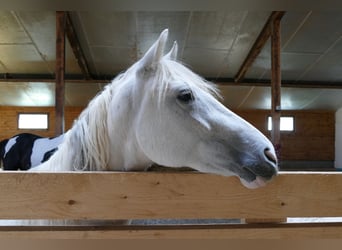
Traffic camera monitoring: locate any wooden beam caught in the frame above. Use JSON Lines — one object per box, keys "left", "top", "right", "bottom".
{"left": 65, "top": 12, "right": 92, "bottom": 80}
{"left": 234, "top": 11, "right": 285, "bottom": 83}
{"left": 0, "top": 172, "right": 342, "bottom": 238}
{"left": 271, "top": 13, "right": 282, "bottom": 157}
{"left": 2, "top": 74, "right": 342, "bottom": 89}
{"left": 55, "top": 11, "right": 66, "bottom": 136}
{"left": 0, "top": 172, "right": 341, "bottom": 220}
{"left": 1, "top": 223, "right": 342, "bottom": 239}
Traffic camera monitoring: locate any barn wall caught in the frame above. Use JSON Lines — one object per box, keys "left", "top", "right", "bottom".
{"left": 0, "top": 106, "right": 335, "bottom": 167}
{"left": 0, "top": 106, "right": 83, "bottom": 141}
{"left": 235, "top": 110, "right": 335, "bottom": 166}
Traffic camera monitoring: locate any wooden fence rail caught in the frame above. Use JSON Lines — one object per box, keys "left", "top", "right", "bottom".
{"left": 0, "top": 171, "right": 341, "bottom": 239}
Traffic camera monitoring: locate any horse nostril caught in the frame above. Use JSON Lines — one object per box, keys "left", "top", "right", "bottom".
{"left": 264, "top": 148, "right": 277, "bottom": 165}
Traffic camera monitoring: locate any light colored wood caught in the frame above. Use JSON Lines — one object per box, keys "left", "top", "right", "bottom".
{"left": 0, "top": 223, "right": 342, "bottom": 239}
{"left": 0, "top": 172, "right": 341, "bottom": 220}
{"left": 0, "top": 172, "right": 341, "bottom": 239}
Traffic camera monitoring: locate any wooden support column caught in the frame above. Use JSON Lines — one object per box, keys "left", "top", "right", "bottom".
{"left": 271, "top": 14, "right": 282, "bottom": 159}
{"left": 246, "top": 14, "right": 284, "bottom": 225}
{"left": 55, "top": 11, "right": 66, "bottom": 136}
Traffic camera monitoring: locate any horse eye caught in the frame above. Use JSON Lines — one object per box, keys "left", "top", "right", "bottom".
{"left": 177, "top": 90, "right": 194, "bottom": 103}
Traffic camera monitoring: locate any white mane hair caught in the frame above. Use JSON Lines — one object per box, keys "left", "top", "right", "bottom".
{"left": 150, "top": 59, "right": 221, "bottom": 106}
{"left": 56, "top": 70, "right": 135, "bottom": 171}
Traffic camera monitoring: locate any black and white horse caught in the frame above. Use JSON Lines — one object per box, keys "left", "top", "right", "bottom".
{"left": 0, "top": 133, "right": 64, "bottom": 170}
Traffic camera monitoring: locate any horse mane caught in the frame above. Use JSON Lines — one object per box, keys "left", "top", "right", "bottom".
{"left": 53, "top": 66, "right": 136, "bottom": 171}
{"left": 66, "top": 85, "right": 112, "bottom": 171}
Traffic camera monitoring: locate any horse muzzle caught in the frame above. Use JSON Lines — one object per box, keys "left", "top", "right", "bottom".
{"left": 239, "top": 148, "right": 278, "bottom": 189}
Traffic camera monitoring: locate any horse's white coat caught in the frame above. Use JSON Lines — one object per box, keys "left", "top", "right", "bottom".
{"left": 32, "top": 29, "right": 278, "bottom": 189}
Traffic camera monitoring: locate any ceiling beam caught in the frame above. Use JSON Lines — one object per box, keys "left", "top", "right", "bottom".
{"left": 1, "top": 75, "right": 342, "bottom": 89}
{"left": 214, "top": 79, "right": 342, "bottom": 89}
{"left": 65, "top": 12, "right": 92, "bottom": 80}
{"left": 234, "top": 11, "right": 286, "bottom": 83}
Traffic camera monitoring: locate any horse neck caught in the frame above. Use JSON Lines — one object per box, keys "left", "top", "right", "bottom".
{"left": 106, "top": 84, "right": 153, "bottom": 171}
{"left": 33, "top": 80, "right": 153, "bottom": 172}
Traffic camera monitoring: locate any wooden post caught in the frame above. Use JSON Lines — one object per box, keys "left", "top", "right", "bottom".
{"left": 246, "top": 14, "right": 284, "bottom": 226}
{"left": 55, "top": 11, "right": 66, "bottom": 136}
{"left": 271, "top": 15, "right": 282, "bottom": 159}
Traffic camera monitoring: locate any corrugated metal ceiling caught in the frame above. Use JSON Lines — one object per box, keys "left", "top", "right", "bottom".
{"left": 0, "top": 11, "right": 342, "bottom": 110}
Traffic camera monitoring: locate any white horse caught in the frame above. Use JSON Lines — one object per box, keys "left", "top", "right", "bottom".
{"left": 32, "top": 29, "right": 278, "bottom": 189}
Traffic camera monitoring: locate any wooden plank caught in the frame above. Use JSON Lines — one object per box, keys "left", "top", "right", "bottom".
{"left": 234, "top": 11, "right": 285, "bottom": 83}
{"left": 0, "top": 172, "right": 341, "bottom": 220}
{"left": 2, "top": 75, "right": 342, "bottom": 89}
{"left": 55, "top": 11, "right": 66, "bottom": 136}
{"left": 0, "top": 223, "right": 342, "bottom": 239}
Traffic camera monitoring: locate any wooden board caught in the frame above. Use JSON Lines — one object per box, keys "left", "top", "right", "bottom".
{"left": 0, "top": 172, "right": 341, "bottom": 220}
{"left": 1, "top": 223, "right": 342, "bottom": 239}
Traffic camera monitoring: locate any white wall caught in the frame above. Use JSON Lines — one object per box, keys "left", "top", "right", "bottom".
{"left": 335, "top": 108, "right": 342, "bottom": 168}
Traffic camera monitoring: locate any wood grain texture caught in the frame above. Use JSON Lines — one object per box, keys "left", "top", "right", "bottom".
{"left": 0, "top": 171, "right": 341, "bottom": 239}
{"left": 0, "top": 172, "right": 341, "bottom": 220}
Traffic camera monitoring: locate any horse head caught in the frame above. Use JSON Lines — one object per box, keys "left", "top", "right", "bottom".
{"left": 129, "top": 29, "right": 278, "bottom": 189}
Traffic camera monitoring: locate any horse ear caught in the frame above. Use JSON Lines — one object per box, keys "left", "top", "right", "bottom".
{"left": 137, "top": 29, "right": 169, "bottom": 72}
{"left": 164, "top": 41, "right": 178, "bottom": 60}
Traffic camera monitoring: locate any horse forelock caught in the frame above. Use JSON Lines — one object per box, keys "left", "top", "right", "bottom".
{"left": 152, "top": 59, "right": 221, "bottom": 105}
{"left": 103, "top": 55, "right": 220, "bottom": 105}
